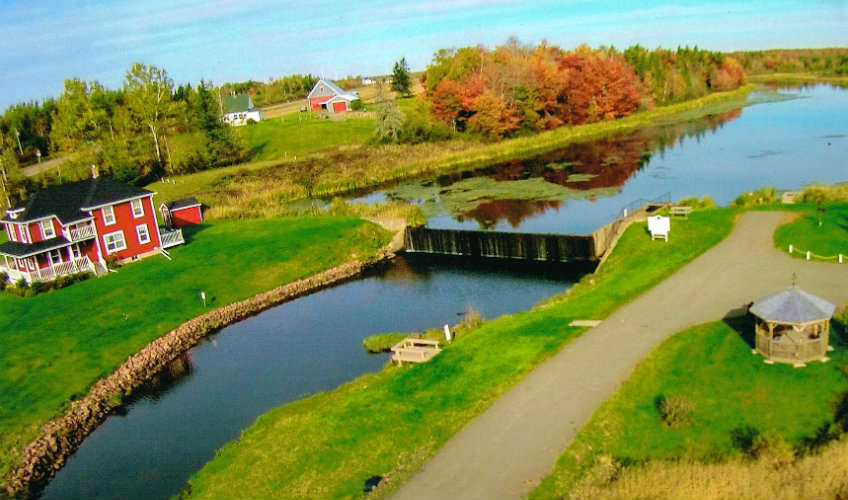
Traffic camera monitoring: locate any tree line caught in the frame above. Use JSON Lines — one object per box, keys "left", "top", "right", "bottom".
{"left": 731, "top": 48, "right": 848, "bottom": 76}
{"left": 218, "top": 73, "right": 318, "bottom": 107}
{"left": 420, "top": 41, "right": 745, "bottom": 140}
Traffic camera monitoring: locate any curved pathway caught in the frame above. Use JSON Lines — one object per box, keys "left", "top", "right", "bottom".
{"left": 393, "top": 212, "right": 848, "bottom": 500}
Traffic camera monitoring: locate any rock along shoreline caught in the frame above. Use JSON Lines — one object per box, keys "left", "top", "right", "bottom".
{"left": 5, "top": 231, "right": 404, "bottom": 498}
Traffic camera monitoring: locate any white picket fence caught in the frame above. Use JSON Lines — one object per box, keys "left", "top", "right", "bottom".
{"left": 787, "top": 244, "right": 845, "bottom": 263}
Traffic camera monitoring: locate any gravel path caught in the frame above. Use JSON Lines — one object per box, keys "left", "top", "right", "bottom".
{"left": 392, "top": 212, "right": 848, "bottom": 500}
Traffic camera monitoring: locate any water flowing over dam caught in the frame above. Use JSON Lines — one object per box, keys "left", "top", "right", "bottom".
{"left": 404, "top": 227, "right": 599, "bottom": 262}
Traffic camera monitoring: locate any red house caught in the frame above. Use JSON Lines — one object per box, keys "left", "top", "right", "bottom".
{"left": 160, "top": 198, "right": 203, "bottom": 228}
{"left": 306, "top": 79, "right": 361, "bottom": 113}
{"left": 0, "top": 176, "right": 184, "bottom": 284}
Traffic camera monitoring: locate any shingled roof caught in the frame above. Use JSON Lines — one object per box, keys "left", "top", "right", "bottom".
{"left": 749, "top": 286, "right": 836, "bottom": 324}
{"left": 2, "top": 177, "right": 154, "bottom": 225}
{"left": 166, "top": 197, "right": 201, "bottom": 211}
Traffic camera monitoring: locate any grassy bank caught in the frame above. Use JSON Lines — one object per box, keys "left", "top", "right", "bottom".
{"left": 531, "top": 319, "right": 848, "bottom": 499}
{"left": 241, "top": 112, "right": 376, "bottom": 161}
{"left": 180, "top": 208, "right": 735, "bottom": 499}
{"left": 774, "top": 203, "right": 848, "bottom": 261}
{"left": 0, "top": 217, "right": 390, "bottom": 486}
{"left": 146, "top": 85, "right": 756, "bottom": 215}
{"left": 748, "top": 72, "right": 848, "bottom": 87}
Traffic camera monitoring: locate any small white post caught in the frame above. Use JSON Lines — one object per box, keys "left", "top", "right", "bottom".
{"left": 200, "top": 291, "right": 207, "bottom": 308}
{"left": 806, "top": 251, "right": 811, "bottom": 261}
{"left": 788, "top": 244, "right": 793, "bottom": 253}
{"left": 840, "top": 254, "right": 844, "bottom": 264}
{"left": 623, "top": 208, "right": 628, "bottom": 217}
{"left": 444, "top": 324, "right": 451, "bottom": 342}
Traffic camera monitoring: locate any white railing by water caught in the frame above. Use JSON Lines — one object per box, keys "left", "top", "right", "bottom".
{"left": 160, "top": 228, "right": 184, "bottom": 249}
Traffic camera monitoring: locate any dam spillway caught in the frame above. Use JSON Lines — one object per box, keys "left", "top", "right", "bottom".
{"left": 404, "top": 227, "right": 599, "bottom": 262}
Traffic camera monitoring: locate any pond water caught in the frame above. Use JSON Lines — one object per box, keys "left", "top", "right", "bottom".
{"left": 41, "top": 256, "right": 583, "bottom": 500}
{"left": 39, "top": 84, "right": 848, "bottom": 499}
{"left": 358, "top": 85, "right": 848, "bottom": 234}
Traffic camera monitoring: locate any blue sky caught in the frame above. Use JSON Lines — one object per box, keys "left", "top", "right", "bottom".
{"left": 0, "top": 0, "right": 845, "bottom": 109}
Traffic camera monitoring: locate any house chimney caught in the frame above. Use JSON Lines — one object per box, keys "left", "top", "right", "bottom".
{"left": 90, "top": 164, "right": 99, "bottom": 179}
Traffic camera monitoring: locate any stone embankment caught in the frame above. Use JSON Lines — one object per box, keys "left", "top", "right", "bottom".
{"left": 6, "top": 233, "right": 404, "bottom": 497}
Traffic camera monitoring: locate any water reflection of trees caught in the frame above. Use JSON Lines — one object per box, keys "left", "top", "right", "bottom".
{"left": 454, "top": 108, "right": 742, "bottom": 228}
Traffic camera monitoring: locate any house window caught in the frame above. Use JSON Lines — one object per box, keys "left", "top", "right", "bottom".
{"left": 19, "top": 224, "right": 29, "bottom": 243}
{"left": 136, "top": 224, "right": 150, "bottom": 244}
{"left": 72, "top": 244, "right": 81, "bottom": 259}
{"left": 102, "top": 206, "right": 116, "bottom": 225}
{"left": 49, "top": 249, "right": 62, "bottom": 265}
{"left": 131, "top": 199, "right": 145, "bottom": 218}
{"left": 103, "top": 230, "right": 126, "bottom": 254}
{"left": 40, "top": 220, "right": 55, "bottom": 239}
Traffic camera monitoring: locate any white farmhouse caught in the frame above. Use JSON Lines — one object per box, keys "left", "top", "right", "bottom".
{"left": 222, "top": 94, "right": 264, "bottom": 126}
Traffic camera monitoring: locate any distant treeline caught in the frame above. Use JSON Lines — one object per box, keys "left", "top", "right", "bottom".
{"left": 219, "top": 73, "right": 318, "bottom": 108}
{"left": 0, "top": 63, "right": 249, "bottom": 207}
{"left": 422, "top": 41, "right": 745, "bottom": 140}
{"left": 732, "top": 48, "right": 848, "bottom": 75}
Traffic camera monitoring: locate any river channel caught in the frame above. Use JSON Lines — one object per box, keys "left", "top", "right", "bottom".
{"left": 41, "top": 84, "right": 847, "bottom": 499}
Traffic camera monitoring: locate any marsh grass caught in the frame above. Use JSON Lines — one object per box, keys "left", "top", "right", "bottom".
{"left": 146, "top": 86, "right": 757, "bottom": 220}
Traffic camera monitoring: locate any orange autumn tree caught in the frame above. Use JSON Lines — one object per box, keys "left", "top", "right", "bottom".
{"left": 423, "top": 40, "right": 644, "bottom": 140}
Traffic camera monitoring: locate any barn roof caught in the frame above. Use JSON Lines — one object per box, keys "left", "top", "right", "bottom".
{"left": 749, "top": 286, "right": 836, "bottom": 324}
{"left": 166, "top": 197, "right": 201, "bottom": 211}
{"left": 2, "top": 177, "right": 154, "bottom": 225}
{"left": 223, "top": 94, "right": 253, "bottom": 113}
{"left": 307, "top": 79, "right": 359, "bottom": 101}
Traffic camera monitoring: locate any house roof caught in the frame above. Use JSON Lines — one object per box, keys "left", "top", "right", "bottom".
{"left": 166, "top": 197, "right": 201, "bottom": 211}
{"left": 749, "top": 286, "right": 836, "bottom": 324}
{"left": 0, "top": 236, "right": 71, "bottom": 258}
{"left": 222, "top": 94, "right": 252, "bottom": 113}
{"left": 2, "top": 177, "right": 154, "bottom": 225}
{"left": 307, "top": 79, "right": 360, "bottom": 101}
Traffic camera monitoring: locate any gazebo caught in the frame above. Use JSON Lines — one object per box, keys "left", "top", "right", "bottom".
{"left": 749, "top": 286, "right": 836, "bottom": 365}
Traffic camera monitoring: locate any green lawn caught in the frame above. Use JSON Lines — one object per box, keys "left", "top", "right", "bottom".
{"left": 241, "top": 112, "right": 375, "bottom": 161}
{"left": 774, "top": 203, "right": 848, "bottom": 260}
{"left": 531, "top": 319, "right": 848, "bottom": 499}
{"left": 0, "top": 216, "right": 390, "bottom": 484}
{"left": 181, "top": 208, "right": 736, "bottom": 499}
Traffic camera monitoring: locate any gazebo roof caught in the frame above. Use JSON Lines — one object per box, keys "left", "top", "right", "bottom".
{"left": 749, "top": 286, "right": 835, "bottom": 324}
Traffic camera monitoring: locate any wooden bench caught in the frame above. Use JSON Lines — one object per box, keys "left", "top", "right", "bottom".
{"left": 390, "top": 338, "right": 442, "bottom": 366}
{"left": 670, "top": 205, "right": 692, "bottom": 218}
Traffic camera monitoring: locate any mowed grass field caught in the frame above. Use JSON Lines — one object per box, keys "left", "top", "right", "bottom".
{"left": 241, "top": 112, "right": 376, "bottom": 161}
{"left": 774, "top": 203, "right": 848, "bottom": 260}
{"left": 0, "top": 216, "right": 390, "bottom": 484}
{"left": 531, "top": 319, "right": 848, "bottom": 499}
{"left": 181, "top": 209, "right": 736, "bottom": 499}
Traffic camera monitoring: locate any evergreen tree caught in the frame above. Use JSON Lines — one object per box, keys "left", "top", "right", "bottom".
{"left": 391, "top": 57, "right": 412, "bottom": 96}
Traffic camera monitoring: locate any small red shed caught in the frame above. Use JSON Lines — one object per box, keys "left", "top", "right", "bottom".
{"left": 160, "top": 198, "right": 203, "bottom": 228}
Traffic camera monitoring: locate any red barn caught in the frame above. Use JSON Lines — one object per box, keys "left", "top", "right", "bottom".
{"left": 160, "top": 198, "right": 203, "bottom": 228}
{"left": 0, "top": 175, "right": 185, "bottom": 283}
{"left": 306, "top": 79, "right": 361, "bottom": 113}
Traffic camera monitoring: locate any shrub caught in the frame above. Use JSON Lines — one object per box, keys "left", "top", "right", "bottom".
{"left": 800, "top": 184, "right": 848, "bottom": 203}
{"left": 734, "top": 187, "right": 777, "bottom": 207}
{"left": 350, "top": 99, "right": 364, "bottom": 111}
{"left": 677, "top": 196, "right": 716, "bottom": 209}
{"left": 657, "top": 394, "right": 695, "bottom": 428}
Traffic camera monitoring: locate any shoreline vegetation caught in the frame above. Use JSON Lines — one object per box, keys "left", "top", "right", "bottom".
{"left": 0, "top": 217, "right": 394, "bottom": 496}
{"left": 153, "top": 84, "right": 759, "bottom": 219}
{"left": 179, "top": 208, "right": 735, "bottom": 499}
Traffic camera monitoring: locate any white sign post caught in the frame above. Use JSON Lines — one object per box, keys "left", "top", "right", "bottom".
{"left": 444, "top": 324, "right": 452, "bottom": 342}
{"left": 201, "top": 291, "right": 207, "bottom": 308}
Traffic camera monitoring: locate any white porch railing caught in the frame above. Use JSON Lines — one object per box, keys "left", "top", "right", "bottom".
{"left": 1, "top": 256, "right": 95, "bottom": 284}
{"left": 160, "top": 228, "right": 184, "bottom": 249}
{"left": 68, "top": 224, "right": 96, "bottom": 242}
